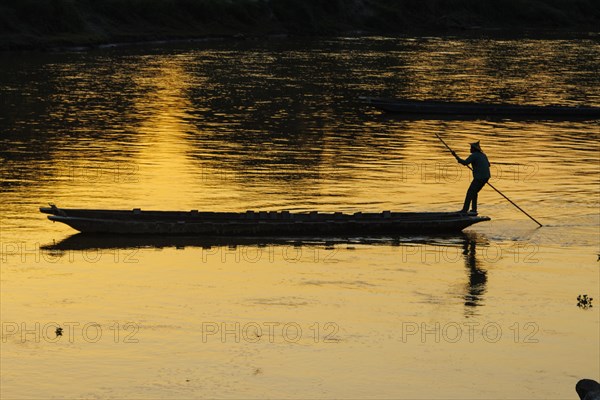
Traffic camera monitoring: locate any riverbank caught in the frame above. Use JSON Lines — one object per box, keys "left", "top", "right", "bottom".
{"left": 1, "top": 0, "right": 599, "bottom": 51}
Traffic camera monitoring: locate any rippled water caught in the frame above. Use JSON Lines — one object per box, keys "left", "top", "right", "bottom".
{"left": 1, "top": 37, "right": 599, "bottom": 399}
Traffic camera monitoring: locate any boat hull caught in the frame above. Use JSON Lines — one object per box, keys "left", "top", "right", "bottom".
{"left": 361, "top": 97, "right": 600, "bottom": 118}
{"left": 40, "top": 206, "right": 490, "bottom": 235}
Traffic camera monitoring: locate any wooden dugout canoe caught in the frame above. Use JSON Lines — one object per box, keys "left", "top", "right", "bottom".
{"left": 361, "top": 97, "right": 600, "bottom": 118}
{"left": 40, "top": 205, "right": 490, "bottom": 235}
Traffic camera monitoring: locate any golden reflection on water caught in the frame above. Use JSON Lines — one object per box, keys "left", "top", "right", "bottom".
{"left": 1, "top": 37, "right": 599, "bottom": 399}
{"left": 132, "top": 57, "right": 200, "bottom": 205}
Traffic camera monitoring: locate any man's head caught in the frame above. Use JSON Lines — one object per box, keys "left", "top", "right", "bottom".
{"left": 470, "top": 141, "right": 482, "bottom": 153}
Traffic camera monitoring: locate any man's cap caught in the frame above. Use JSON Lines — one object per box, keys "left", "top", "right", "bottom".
{"left": 470, "top": 141, "right": 482, "bottom": 151}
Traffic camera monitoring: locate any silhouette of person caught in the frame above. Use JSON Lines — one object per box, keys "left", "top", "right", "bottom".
{"left": 452, "top": 141, "right": 491, "bottom": 214}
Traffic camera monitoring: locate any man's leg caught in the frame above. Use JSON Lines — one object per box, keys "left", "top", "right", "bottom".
{"left": 461, "top": 196, "right": 470, "bottom": 213}
{"left": 472, "top": 191, "right": 478, "bottom": 212}
{"left": 470, "top": 179, "right": 488, "bottom": 212}
{"left": 462, "top": 180, "right": 477, "bottom": 212}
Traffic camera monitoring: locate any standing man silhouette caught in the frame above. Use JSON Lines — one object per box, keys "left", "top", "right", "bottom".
{"left": 452, "top": 141, "right": 491, "bottom": 215}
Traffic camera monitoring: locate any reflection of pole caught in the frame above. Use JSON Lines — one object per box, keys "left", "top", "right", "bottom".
{"left": 434, "top": 132, "right": 543, "bottom": 227}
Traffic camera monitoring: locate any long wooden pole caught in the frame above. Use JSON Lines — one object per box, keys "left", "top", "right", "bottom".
{"left": 434, "top": 132, "right": 543, "bottom": 227}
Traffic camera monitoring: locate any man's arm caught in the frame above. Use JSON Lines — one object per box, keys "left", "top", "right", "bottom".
{"left": 452, "top": 151, "right": 471, "bottom": 166}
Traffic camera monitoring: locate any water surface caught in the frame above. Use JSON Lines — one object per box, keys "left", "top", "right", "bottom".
{"left": 1, "top": 36, "right": 599, "bottom": 399}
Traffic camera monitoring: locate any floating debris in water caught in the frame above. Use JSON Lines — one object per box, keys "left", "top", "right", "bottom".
{"left": 55, "top": 327, "right": 63, "bottom": 337}
{"left": 577, "top": 294, "right": 593, "bottom": 309}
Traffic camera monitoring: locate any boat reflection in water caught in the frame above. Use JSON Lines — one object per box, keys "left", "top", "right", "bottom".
{"left": 42, "top": 231, "right": 484, "bottom": 252}
{"left": 43, "top": 231, "right": 489, "bottom": 313}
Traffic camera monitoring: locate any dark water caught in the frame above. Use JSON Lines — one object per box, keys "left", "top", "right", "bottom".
{"left": 1, "top": 36, "right": 599, "bottom": 399}
{"left": 2, "top": 36, "right": 599, "bottom": 241}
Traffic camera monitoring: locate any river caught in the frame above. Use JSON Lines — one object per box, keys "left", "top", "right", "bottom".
{"left": 1, "top": 36, "right": 599, "bottom": 399}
